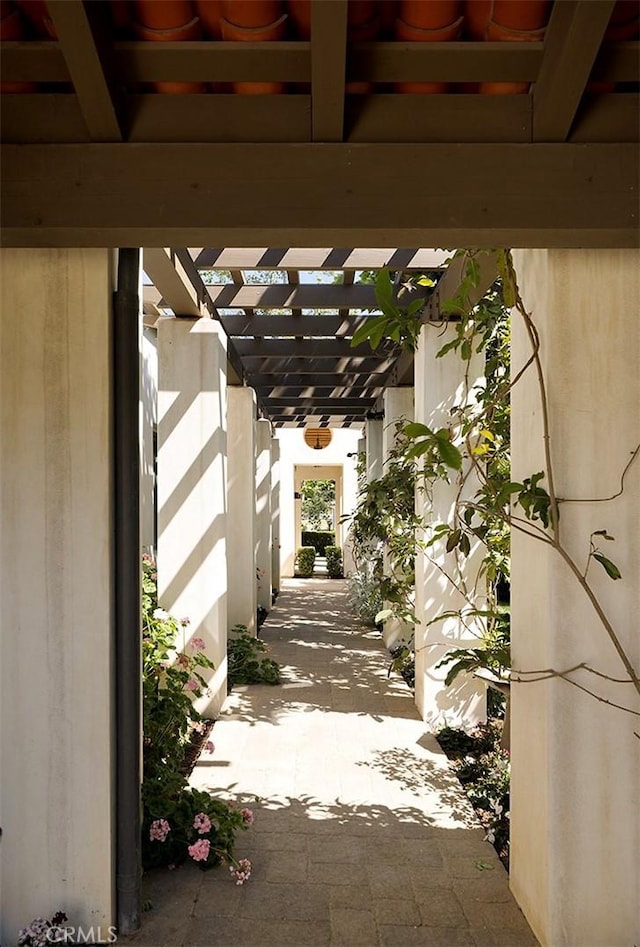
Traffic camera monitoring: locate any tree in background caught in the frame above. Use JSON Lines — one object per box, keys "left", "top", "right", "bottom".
{"left": 301, "top": 479, "right": 335, "bottom": 531}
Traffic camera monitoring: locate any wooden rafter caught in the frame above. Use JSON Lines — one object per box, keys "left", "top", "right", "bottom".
{"left": 46, "top": 1, "right": 122, "bottom": 142}
{"left": 233, "top": 338, "right": 396, "bottom": 358}
{"left": 206, "top": 283, "right": 425, "bottom": 309}
{"left": 220, "top": 313, "right": 376, "bottom": 336}
{"left": 311, "top": 0, "right": 348, "bottom": 142}
{"left": 533, "top": 0, "right": 617, "bottom": 142}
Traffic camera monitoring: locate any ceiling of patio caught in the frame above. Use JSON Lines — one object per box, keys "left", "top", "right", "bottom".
{"left": 143, "top": 246, "right": 455, "bottom": 427}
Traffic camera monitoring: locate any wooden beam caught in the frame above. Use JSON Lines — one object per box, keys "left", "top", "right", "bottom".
{"left": 46, "top": 1, "right": 122, "bottom": 142}
{"left": 311, "top": 0, "right": 348, "bottom": 142}
{"left": 264, "top": 397, "right": 375, "bottom": 409}
{"left": 257, "top": 384, "right": 383, "bottom": 397}
{"left": 143, "top": 248, "right": 201, "bottom": 317}
{"left": 208, "top": 283, "right": 427, "bottom": 309}
{"left": 197, "top": 248, "right": 449, "bottom": 271}
{"left": 233, "top": 338, "right": 397, "bottom": 357}
{"left": 0, "top": 41, "right": 70, "bottom": 83}
{"left": 533, "top": 0, "right": 617, "bottom": 143}
{"left": 221, "top": 313, "right": 378, "bottom": 336}
{"left": 241, "top": 356, "right": 395, "bottom": 374}
{"left": 3, "top": 143, "right": 638, "bottom": 248}
{"left": 114, "top": 41, "right": 309, "bottom": 83}
{"left": 348, "top": 41, "right": 543, "bottom": 83}
{"left": 249, "top": 372, "right": 388, "bottom": 387}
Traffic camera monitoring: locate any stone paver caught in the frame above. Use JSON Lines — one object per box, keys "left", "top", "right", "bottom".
{"left": 129, "top": 579, "right": 537, "bottom": 946}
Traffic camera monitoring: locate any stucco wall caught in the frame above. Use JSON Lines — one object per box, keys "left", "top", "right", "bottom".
{"left": 0, "top": 249, "right": 116, "bottom": 941}
{"left": 510, "top": 249, "right": 640, "bottom": 947}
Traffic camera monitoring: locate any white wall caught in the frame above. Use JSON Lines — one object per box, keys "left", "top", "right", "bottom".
{"left": 227, "top": 387, "right": 257, "bottom": 634}
{"left": 157, "top": 317, "right": 228, "bottom": 716}
{"left": 141, "top": 327, "right": 157, "bottom": 551}
{"left": 0, "top": 249, "right": 116, "bottom": 941}
{"left": 255, "top": 419, "right": 273, "bottom": 611}
{"left": 414, "top": 323, "right": 487, "bottom": 728}
{"left": 276, "top": 427, "right": 360, "bottom": 576}
{"left": 510, "top": 249, "right": 640, "bottom": 947}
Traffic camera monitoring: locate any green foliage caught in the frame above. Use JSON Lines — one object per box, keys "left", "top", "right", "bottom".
{"left": 435, "top": 607, "right": 511, "bottom": 686}
{"left": 349, "top": 423, "right": 419, "bottom": 624}
{"left": 301, "top": 530, "right": 335, "bottom": 555}
{"left": 141, "top": 555, "right": 248, "bottom": 872}
{"left": 227, "top": 624, "right": 281, "bottom": 688}
{"left": 348, "top": 558, "right": 383, "bottom": 625}
{"left": 294, "top": 546, "right": 316, "bottom": 577}
{"left": 325, "top": 545, "right": 344, "bottom": 578}
{"left": 437, "top": 721, "right": 510, "bottom": 867}
{"left": 301, "top": 479, "right": 335, "bottom": 531}
{"left": 350, "top": 270, "right": 432, "bottom": 352}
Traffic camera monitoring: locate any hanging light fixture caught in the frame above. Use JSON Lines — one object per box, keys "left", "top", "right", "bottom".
{"left": 313, "top": 434, "right": 322, "bottom": 450}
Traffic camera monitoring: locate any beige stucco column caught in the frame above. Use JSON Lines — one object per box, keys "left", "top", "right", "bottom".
{"left": 256, "top": 418, "right": 273, "bottom": 613}
{"left": 414, "top": 323, "right": 487, "bottom": 727}
{"left": 0, "top": 249, "right": 116, "bottom": 941}
{"left": 366, "top": 417, "right": 383, "bottom": 482}
{"left": 382, "top": 387, "right": 415, "bottom": 649}
{"left": 271, "top": 437, "right": 281, "bottom": 596}
{"left": 227, "top": 387, "right": 257, "bottom": 635}
{"left": 140, "top": 326, "right": 157, "bottom": 552}
{"left": 510, "top": 249, "right": 640, "bottom": 947}
{"left": 157, "top": 317, "right": 228, "bottom": 715}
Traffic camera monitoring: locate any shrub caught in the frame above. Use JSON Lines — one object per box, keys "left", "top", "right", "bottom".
{"left": 294, "top": 546, "right": 316, "bottom": 577}
{"left": 348, "top": 557, "right": 383, "bottom": 625}
{"left": 227, "top": 624, "right": 281, "bottom": 688}
{"left": 141, "top": 555, "right": 251, "bottom": 875}
{"left": 301, "top": 530, "right": 335, "bottom": 554}
{"left": 325, "top": 545, "right": 344, "bottom": 578}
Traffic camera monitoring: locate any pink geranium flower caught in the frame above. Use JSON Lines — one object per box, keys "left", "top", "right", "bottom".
{"left": 204, "top": 740, "right": 215, "bottom": 754}
{"left": 149, "top": 819, "right": 170, "bottom": 842}
{"left": 188, "top": 838, "right": 211, "bottom": 862}
{"left": 193, "top": 812, "right": 212, "bottom": 835}
{"left": 191, "top": 636, "right": 206, "bottom": 651}
{"left": 229, "top": 858, "right": 252, "bottom": 885}
{"left": 185, "top": 679, "right": 199, "bottom": 691}
{"left": 240, "top": 808, "right": 254, "bottom": 825}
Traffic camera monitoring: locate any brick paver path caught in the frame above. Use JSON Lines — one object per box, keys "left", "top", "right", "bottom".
{"left": 132, "top": 579, "right": 537, "bottom": 947}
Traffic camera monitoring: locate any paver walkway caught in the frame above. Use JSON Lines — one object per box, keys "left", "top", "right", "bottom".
{"left": 131, "top": 579, "right": 537, "bottom": 947}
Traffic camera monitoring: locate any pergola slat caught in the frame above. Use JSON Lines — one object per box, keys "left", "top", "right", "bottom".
{"left": 208, "top": 282, "right": 427, "bottom": 309}
{"left": 233, "top": 338, "right": 397, "bottom": 357}
{"left": 241, "top": 356, "right": 395, "bottom": 374}
{"left": 533, "top": 0, "right": 617, "bottom": 142}
{"left": 46, "top": 1, "right": 122, "bottom": 143}
{"left": 220, "top": 314, "right": 376, "bottom": 336}
{"left": 311, "top": 0, "right": 348, "bottom": 142}
{"left": 249, "top": 372, "right": 389, "bottom": 387}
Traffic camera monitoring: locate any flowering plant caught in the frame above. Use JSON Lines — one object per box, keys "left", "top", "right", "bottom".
{"left": 141, "top": 555, "right": 252, "bottom": 876}
{"left": 18, "top": 912, "right": 68, "bottom": 946}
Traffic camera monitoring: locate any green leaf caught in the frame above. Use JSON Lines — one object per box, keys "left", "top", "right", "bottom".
{"left": 436, "top": 438, "right": 462, "bottom": 470}
{"left": 592, "top": 529, "right": 615, "bottom": 541}
{"left": 459, "top": 533, "right": 471, "bottom": 556}
{"left": 375, "top": 268, "right": 394, "bottom": 304}
{"left": 446, "top": 529, "right": 461, "bottom": 552}
{"left": 404, "top": 421, "right": 432, "bottom": 439}
{"left": 593, "top": 553, "right": 622, "bottom": 580}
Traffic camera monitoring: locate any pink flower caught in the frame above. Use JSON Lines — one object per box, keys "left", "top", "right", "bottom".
{"left": 193, "top": 812, "right": 212, "bottom": 834}
{"left": 149, "top": 819, "right": 170, "bottom": 842}
{"left": 229, "top": 858, "right": 252, "bottom": 885}
{"left": 204, "top": 740, "right": 215, "bottom": 754}
{"left": 185, "top": 679, "right": 199, "bottom": 692}
{"left": 176, "top": 653, "right": 190, "bottom": 668}
{"left": 181, "top": 617, "right": 190, "bottom": 627}
{"left": 188, "top": 838, "right": 211, "bottom": 863}
{"left": 191, "top": 636, "right": 206, "bottom": 651}
{"left": 240, "top": 808, "right": 254, "bottom": 826}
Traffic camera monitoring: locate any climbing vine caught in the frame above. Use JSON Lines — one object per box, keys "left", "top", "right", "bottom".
{"left": 352, "top": 250, "right": 640, "bottom": 721}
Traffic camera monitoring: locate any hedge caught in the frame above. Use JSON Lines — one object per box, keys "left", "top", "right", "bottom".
{"left": 301, "top": 530, "right": 335, "bottom": 555}
{"left": 325, "top": 546, "right": 344, "bottom": 578}
{"left": 294, "top": 546, "right": 316, "bottom": 577}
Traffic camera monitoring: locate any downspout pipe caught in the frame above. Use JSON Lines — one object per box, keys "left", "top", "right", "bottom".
{"left": 113, "top": 247, "right": 142, "bottom": 935}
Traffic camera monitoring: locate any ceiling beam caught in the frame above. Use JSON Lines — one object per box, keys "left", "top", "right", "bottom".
{"left": 3, "top": 143, "right": 638, "bottom": 248}
{"left": 248, "top": 372, "right": 389, "bottom": 387}
{"left": 143, "top": 248, "right": 201, "bottom": 316}
{"left": 533, "top": 0, "right": 617, "bottom": 142}
{"left": 264, "top": 397, "right": 375, "bottom": 409}
{"left": 257, "top": 384, "right": 383, "bottom": 397}
{"left": 221, "top": 313, "right": 377, "bottom": 337}
{"left": 196, "top": 248, "right": 449, "bottom": 271}
{"left": 208, "top": 283, "right": 428, "bottom": 310}
{"left": 46, "top": 1, "right": 122, "bottom": 142}
{"left": 311, "top": 0, "right": 348, "bottom": 142}
{"left": 114, "top": 41, "right": 310, "bottom": 83}
{"left": 241, "top": 356, "right": 395, "bottom": 374}
{"left": 233, "top": 338, "right": 397, "bottom": 357}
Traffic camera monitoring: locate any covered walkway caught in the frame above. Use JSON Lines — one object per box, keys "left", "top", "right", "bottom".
{"left": 131, "top": 580, "right": 536, "bottom": 947}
